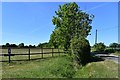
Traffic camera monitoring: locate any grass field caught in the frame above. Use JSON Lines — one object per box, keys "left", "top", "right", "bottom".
{"left": 2, "top": 54, "right": 119, "bottom": 78}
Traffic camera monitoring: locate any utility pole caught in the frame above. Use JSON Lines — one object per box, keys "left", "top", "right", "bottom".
{"left": 95, "top": 29, "right": 97, "bottom": 44}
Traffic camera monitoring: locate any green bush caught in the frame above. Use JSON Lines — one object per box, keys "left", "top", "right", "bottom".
{"left": 70, "top": 36, "right": 91, "bottom": 66}
{"left": 104, "top": 48, "right": 115, "bottom": 53}
{"left": 115, "top": 48, "right": 120, "bottom": 52}
{"left": 93, "top": 43, "right": 106, "bottom": 52}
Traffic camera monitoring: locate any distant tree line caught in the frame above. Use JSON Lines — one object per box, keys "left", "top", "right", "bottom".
{"left": 109, "top": 43, "right": 120, "bottom": 48}
{"left": 1, "top": 42, "right": 51, "bottom": 48}
{"left": 1, "top": 42, "right": 120, "bottom": 49}
{"left": 92, "top": 42, "right": 120, "bottom": 53}
{"left": 92, "top": 42, "right": 120, "bottom": 48}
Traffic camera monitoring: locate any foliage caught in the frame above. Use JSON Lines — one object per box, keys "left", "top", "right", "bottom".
{"left": 2, "top": 55, "right": 76, "bottom": 78}
{"left": 50, "top": 2, "right": 94, "bottom": 50}
{"left": 18, "top": 43, "right": 24, "bottom": 48}
{"left": 6, "top": 43, "right": 10, "bottom": 47}
{"left": 2, "top": 55, "right": 118, "bottom": 78}
{"left": 104, "top": 48, "right": 115, "bottom": 53}
{"left": 29, "top": 45, "right": 36, "bottom": 48}
{"left": 49, "top": 31, "right": 60, "bottom": 48}
{"left": 37, "top": 42, "right": 51, "bottom": 48}
{"left": 50, "top": 55, "right": 75, "bottom": 78}
{"left": 2, "top": 43, "right": 17, "bottom": 48}
{"left": 93, "top": 42, "right": 106, "bottom": 52}
{"left": 109, "top": 43, "right": 120, "bottom": 48}
{"left": 70, "top": 36, "right": 91, "bottom": 66}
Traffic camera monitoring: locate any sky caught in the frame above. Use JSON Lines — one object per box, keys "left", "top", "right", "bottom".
{"left": 2, "top": 2, "right": 118, "bottom": 46}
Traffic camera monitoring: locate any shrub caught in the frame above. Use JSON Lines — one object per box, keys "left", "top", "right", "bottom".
{"left": 104, "top": 48, "right": 115, "bottom": 53}
{"left": 109, "top": 43, "right": 118, "bottom": 48}
{"left": 70, "top": 36, "right": 91, "bottom": 66}
{"left": 93, "top": 43, "right": 106, "bottom": 52}
{"left": 115, "top": 48, "right": 120, "bottom": 52}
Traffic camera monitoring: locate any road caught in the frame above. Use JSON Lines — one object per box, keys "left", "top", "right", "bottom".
{"left": 92, "top": 52, "right": 120, "bottom": 64}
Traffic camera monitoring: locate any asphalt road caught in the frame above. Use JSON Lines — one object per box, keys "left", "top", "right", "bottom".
{"left": 93, "top": 53, "right": 120, "bottom": 64}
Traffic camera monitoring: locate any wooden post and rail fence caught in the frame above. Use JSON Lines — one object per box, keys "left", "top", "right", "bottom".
{"left": 0, "top": 48, "right": 66, "bottom": 63}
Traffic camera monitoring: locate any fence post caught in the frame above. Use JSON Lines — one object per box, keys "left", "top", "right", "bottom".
{"left": 41, "top": 48, "right": 43, "bottom": 58}
{"left": 28, "top": 48, "right": 30, "bottom": 61}
{"left": 52, "top": 48, "right": 53, "bottom": 57}
{"left": 58, "top": 48, "right": 60, "bottom": 56}
{"left": 8, "top": 48, "right": 11, "bottom": 63}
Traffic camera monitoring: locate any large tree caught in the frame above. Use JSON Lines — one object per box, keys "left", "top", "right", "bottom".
{"left": 50, "top": 2, "right": 94, "bottom": 50}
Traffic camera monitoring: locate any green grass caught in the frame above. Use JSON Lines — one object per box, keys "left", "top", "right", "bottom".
{"left": 112, "top": 51, "right": 120, "bottom": 56}
{"left": 2, "top": 54, "right": 119, "bottom": 78}
{"left": 2, "top": 55, "right": 74, "bottom": 78}
{"left": 91, "top": 47, "right": 95, "bottom": 52}
{"left": 74, "top": 60, "right": 119, "bottom": 78}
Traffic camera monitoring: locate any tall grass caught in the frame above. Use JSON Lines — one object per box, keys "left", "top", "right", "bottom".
{"left": 74, "top": 60, "right": 118, "bottom": 78}
{"left": 2, "top": 55, "right": 75, "bottom": 78}
{"left": 2, "top": 54, "right": 119, "bottom": 78}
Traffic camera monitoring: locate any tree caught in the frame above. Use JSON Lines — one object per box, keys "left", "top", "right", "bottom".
{"left": 37, "top": 43, "right": 42, "bottom": 48}
{"left": 2, "top": 43, "right": 18, "bottom": 48}
{"left": 50, "top": 2, "right": 94, "bottom": 50}
{"left": 108, "top": 43, "right": 120, "bottom": 52}
{"left": 70, "top": 36, "right": 91, "bottom": 65}
{"left": 6, "top": 43, "right": 10, "bottom": 47}
{"left": 29, "top": 45, "right": 32, "bottom": 48}
{"left": 18, "top": 43, "right": 24, "bottom": 48}
{"left": 50, "top": 2, "right": 94, "bottom": 65}
{"left": 29, "top": 45, "right": 36, "bottom": 48}
{"left": 93, "top": 42, "right": 106, "bottom": 52}
{"left": 10, "top": 44, "right": 17, "bottom": 47}
{"left": 38, "top": 42, "right": 50, "bottom": 48}
{"left": 49, "top": 31, "right": 62, "bottom": 48}
{"left": 109, "top": 43, "right": 118, "bottom": 48}
{"left": 118, "top": 44, "right": 120, "bottom": 48}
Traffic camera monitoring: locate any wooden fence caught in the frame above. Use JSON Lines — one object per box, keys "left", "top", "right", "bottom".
{"left": 0, "top": 48, "right": 65, "bottom": 63}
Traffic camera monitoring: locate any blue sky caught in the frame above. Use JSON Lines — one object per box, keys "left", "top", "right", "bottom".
{"left": 2, "top": 2, "right": 118, "bottom": 46}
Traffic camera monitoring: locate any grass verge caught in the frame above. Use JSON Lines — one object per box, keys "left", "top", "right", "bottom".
{"left": 2, "top": 55, "right": 119, "bottom": 78}
{"left": 112, "top": 51, "right": 120, "bottom": 56}
{"left": 2, "top": 55, "right": 75, "bottom": 78}
{"left": 74, "top": 60, "right": 119, "bottom": 78}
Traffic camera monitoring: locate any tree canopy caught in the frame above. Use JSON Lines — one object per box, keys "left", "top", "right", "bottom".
{"left": 18, "top": 43, "right": 24, "bottom": 48}
{"left": 49, "top": 2, "right": 94, "bottom": 50}
{"left": 109, "top": 43, "right": 119, "bottom": 48}
{"left": 93, "top": 42, "right": 106, "bottom": 52}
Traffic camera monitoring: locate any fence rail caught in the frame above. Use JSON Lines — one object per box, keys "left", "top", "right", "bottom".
{"left": 0, "top": 48, "right": 65, "bottom": 63}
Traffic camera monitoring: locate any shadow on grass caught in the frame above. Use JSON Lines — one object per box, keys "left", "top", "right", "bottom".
{"left": 80, "top": 52, "right": 105, "bottom": 66}
{"left": 89, "top": 52, "right": 106, "bottom": 63}
{"left": 89, "top": 56, "right": 105, "bottom": 63}
{"left": 81, "top": 56, "right": 105, "bottom": 66}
